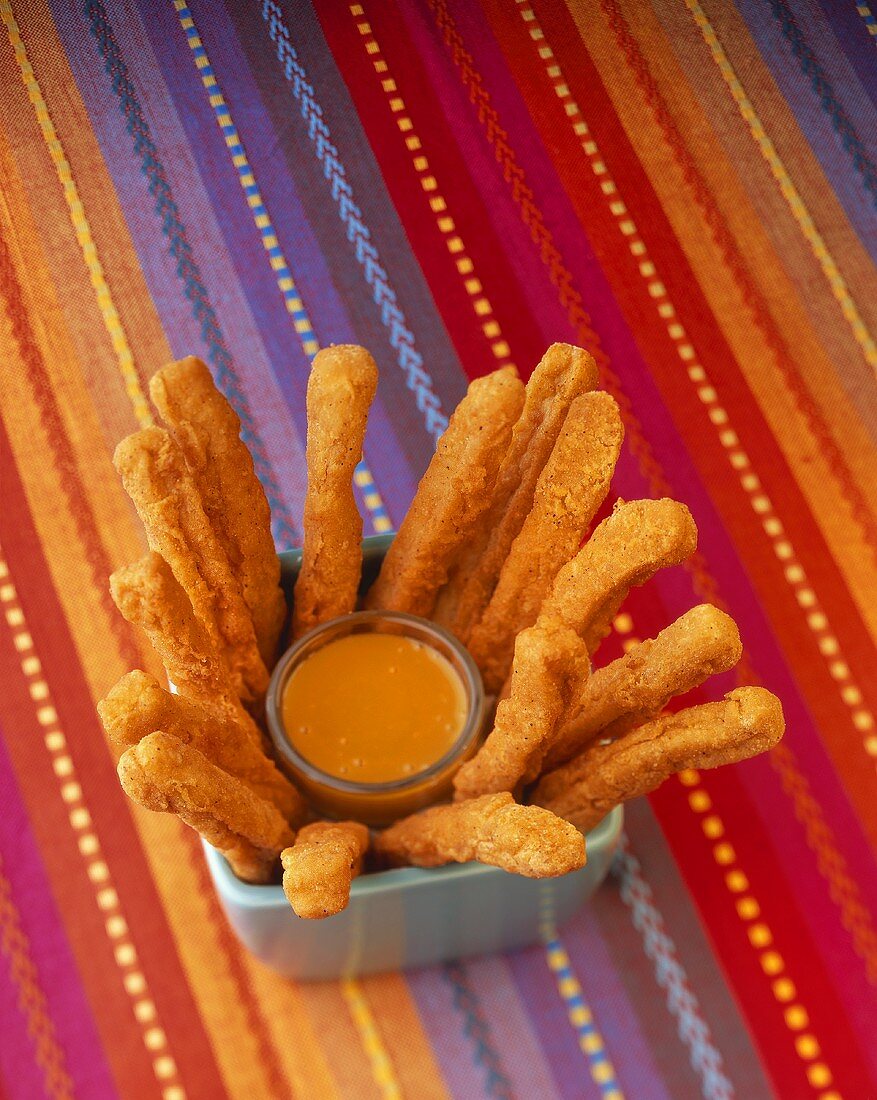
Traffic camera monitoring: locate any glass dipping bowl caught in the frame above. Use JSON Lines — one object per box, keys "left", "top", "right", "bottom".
{"left": 266, "top": 610, "right": 486, "bottom": 826}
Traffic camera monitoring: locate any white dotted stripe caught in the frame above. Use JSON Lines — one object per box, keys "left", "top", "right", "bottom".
{"left": 0, "top": 554, "right": 186, "bottom": 1100}
{"left": 514, "top": 0, "right": 876, "bottom": 771}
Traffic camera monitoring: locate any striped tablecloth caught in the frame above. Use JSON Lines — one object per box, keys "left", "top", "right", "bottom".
{"left": 2, "top": 2, "right": 876, "bottom": 1097}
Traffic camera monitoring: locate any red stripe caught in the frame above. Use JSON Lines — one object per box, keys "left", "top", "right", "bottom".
{"left": 597, "top": 0, "right": 877, "bottom": 555}
{"left": 652, "top": 768, "right": 875, "bottom": 1097}
{"left": 484, "top": 0, "right": 877, "bottom": 841}
{"left": 314, "top": 0, "right": 547, "bottom": 381}
{"left": 0, "top": 411, "right": 229, "bottom": 1100}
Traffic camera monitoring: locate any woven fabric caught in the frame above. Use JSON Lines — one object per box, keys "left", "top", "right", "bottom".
{"left": 1, "top": 1, "right": 876, "bottom": 1096}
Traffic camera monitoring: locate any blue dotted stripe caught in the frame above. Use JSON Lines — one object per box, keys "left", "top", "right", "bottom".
{"left": 85, "top": 0, "right": 300, "bottom": 548}
{"left": 258, "top": 0, "right": 449, "bottom": 444}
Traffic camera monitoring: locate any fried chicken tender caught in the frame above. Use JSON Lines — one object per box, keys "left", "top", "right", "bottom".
{"left": 533, "top": 687, "right": 784, "bottom": 831}
{"left": 544, "top": 604, "right": 742, "bottom": 770}
{"left": 98, "top": 670, "right": 303, "bottom": 823}
{"left": 293, "top": 346, "right": 379, "bottom": 639}
{"left": 118, "top": 731, "right": 295, "bottom": 883}
{"left": 373, "top": 792, "right": 586, "bottom": 877}
{"left": 366, "top": 366, "right": 524, "bottom": 617}
{"left": 114, "top": 427, "right": 268, "bottom": 702}
{"left": 434, "top": 344, "right": 598, "bottom": 641}
{"left": 468, "top": 392, "right": 623, "bottom": 691}
{"left": 453, "top": 621, "right": 587, "bottom": 800}
{"left": 111, "top": 552, "right": 235, "bottom": 703}
{"left": 149, "top": 357, "right": 286, "bottom": 666}
{"left": 540, "top": 498, "right": 698, "bottom": 656}
{"left": 281, "top": 821, "right": 369, "bottom": 919}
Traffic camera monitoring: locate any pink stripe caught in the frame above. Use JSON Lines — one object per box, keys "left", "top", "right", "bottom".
{"left": 463, "top": 955, "right": 561, "bottom": 1097}
{"left": 0, "top": 733, "right": 115, "bottom": 1098}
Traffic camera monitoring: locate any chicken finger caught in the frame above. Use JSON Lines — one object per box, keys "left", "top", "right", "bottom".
{"left": 373, "top": 792, "right": 586, "bottom": 877}
{"left": 366, "top": 366, "right": 524, "bottom": 617}
{"left": 533, "top": 687, "right": 784, "bottom": 831}
{"left": 544, "top": 604, "right": 742, "bottom": 770}
{"left": 468, "top": 392, "right": 622, "bottom": 691}
{"left": 539, "top": 498, "right": 697, "bottom": 656}
{"left": 281, "top": 821, "right": 369, "bottom": 919}
{"left": 149, "top": 357, "right": 286, "bottom": 666}
{"left": 114, "top": 427, "right": 268, "bottom": 702}
{"left": 293, "top": 345, "right": 379, "bottom": 639}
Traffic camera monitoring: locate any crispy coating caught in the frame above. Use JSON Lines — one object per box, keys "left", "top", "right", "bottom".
{"left": 366, "top": 366, "right": 524, "bottom": 617}
{"left": 111, "top": 553, "right": 237, "bottom": 706}
{"left": 436, "top": 344, "right": 597, "bottom": 641}
{"left": 540, "top": 498, "right": 698, "bottom": 656}
{"left": 281, "top": 821, "right": 369, "bottom": 919}
{"left": 114, "top": 427, "right": 268, "bottom": 702}
{"left": 149, "top": 357, "right": 286, "bottom": 666}
{"left": 373, "top": 792, "right": 586, "bottom": 877}
{"left": 293, "top": 346, "right": 379, "bottom": 639}
{"left": 468, "top": 392, "right": 623, "bottom": 691}
{"left": 544, "top": 604, "right": 742, "bottom": 770}
{"left": 453, "top": 621, "right": 587, "bottom": 800}
{"left": 533, "top": 687, "right": 784, "bottom": 831}
{"left": 98, "top": 670, "right": 304, "bottom": 824}
{"left": 118, "top": 731, "right": 295, "bottom": 883}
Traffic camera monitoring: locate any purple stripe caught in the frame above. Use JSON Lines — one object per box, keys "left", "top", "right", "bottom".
{"left": 560, "top": 909, "right": 673, "bottom": 1100}
{"left": 50, "top": 0, "right": 309, "bottom": 530}
{"left": 433, "top": 0, "right": 877, "bottom": 931}
{"left": 0, "top": 732, "right": 116, "bottom": 1099}
{"left": 735, "top": 0, "right": 877, "bottom": 259}
{"left": 505, "top": 944, "right": 603, "bottom": 1100}
{"left": 462, "top": 956, "right": 560, "bottom": 1099}
{"left": 405, "top": 968, "right": 497, "bottom": 1099}
{"left": 816, "top": 0, "right": 877, "bottom": 112}
{"left": 181, "top": 0, "right": 422, "bottom": 522}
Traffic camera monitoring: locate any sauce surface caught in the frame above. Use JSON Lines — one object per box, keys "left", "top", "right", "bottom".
{"left": 281, "top": 633, "right": 467, "bottom": 784}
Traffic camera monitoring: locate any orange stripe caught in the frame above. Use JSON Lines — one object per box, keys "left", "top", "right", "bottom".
{"left": 359, "top": 973, "right": 451, "bottom": 1100}
{"left": 0, "top": 6, "right": 168, "bottom": 439}
{"left": 576, "top": 0, "right": 877, "bottom": 641}
{"left": 297, "top": 982, "right": 384, "bottom": 1100}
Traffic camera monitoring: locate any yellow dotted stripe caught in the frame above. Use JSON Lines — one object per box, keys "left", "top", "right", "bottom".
{"left": 856, "top": 3, "right": 877, "bottom": 38}
{"left": 609, "top": 615, "right": 838, "bottom": 1096}
{"left": 173, "top": 1, "right": 391, "bottom": 534}
{"left": 0, "top": 554, "right": 186, "bottom": 1100}
{"left": 0, "top": 855, "right": 75, "bottom": 1099}
{"left": 350, "top": 3, "right": 517, "bottom": 371}
{"left": 679, "top": 769, "right": 840, "bottom": 1096}
{"left": 515, "top": 0, "right": 876, "bottom": 772}
{"left": 682, "top": 0, "right": 877, "bottom": 376}
{"left": 340, "top": 978, "right": 402, "bottom": 1099}
{"left": 1, "top": 0, "right": 152, "bottom": 429}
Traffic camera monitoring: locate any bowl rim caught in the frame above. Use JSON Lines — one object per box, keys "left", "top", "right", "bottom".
{"left": 204, "top": 804, "right": 624, "bottom": 910}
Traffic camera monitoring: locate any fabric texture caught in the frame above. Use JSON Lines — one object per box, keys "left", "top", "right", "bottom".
{"left": 1, "top": 0, "right": 875, "bottom": 1097}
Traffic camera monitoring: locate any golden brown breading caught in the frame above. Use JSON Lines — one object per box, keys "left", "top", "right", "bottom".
{"left": 118, "top": 731, "right": 295, "bottom": 883}
{"left": 114, "top": 427, "right": 268, "bottom": 702}
{"left": 373, "top": 792, "right": 586, "bottom": 877}
{"left": 98, "top": 670, "right": 304, "bottom": 824}
{"left": 435, "top": 344, "right": 598, "bottom": 641}
{"left": 539, "top": 498, "right": 698, "bottom": 656}
{"left": 544, "top": 604, "right": 742, "bottom": 770}
{"left": 532, "top": 687, "right": 784, "bottom": 831}
{"left": 292, "top": 346, "right": 379, "bottom": 639}
{"left": 453, "top": 621, "right": 587, "bottom": 800}
{"left": 281, "top": 821, "right": 369, "bottom": 919}
{"left": 149, "top": 357, "right": 286, "bottom": 666}
{"left": 467, "top": 392, "right": 623, "bottom": 691}
{"left": 366, "top": 366, "right": 524, "bottom": 617}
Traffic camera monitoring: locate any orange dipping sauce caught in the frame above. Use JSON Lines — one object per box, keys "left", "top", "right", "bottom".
{"left": 267, "top": 611, "right": 484, "bottom": 825}
{"left": 282, "top": 633, "right": 466, "bottom": 783}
